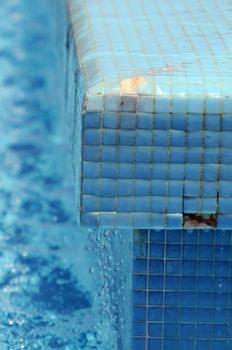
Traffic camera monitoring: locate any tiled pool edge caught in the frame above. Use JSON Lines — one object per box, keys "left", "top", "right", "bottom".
{"left": 61, "top": 0, "right": 232, "bottom": 230}
{"left": 57, "top": 1, "right": 232, "bottom": 350}
{"left": 56, "top": 2, "right": 133, "bottom": 349}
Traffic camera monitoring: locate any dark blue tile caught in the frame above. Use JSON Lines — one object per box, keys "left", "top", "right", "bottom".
{"left": 149, "top": 259, "right": 164, "bottom": 274}
{"left": 133, "top": 291, "right": 146, "bottom": 305}
{"left": 188, "top": 115, "right": 203, "bottom": 131}
{"left": 137, "top": 130, "right": 152, "bottom": 146}
{"left": 148, "top": 323, "right": 162, "bottom": 337}
{"left": 150, "top": 244, "right": 164, "bottom": 258}
{"left": 139, "top": 230, "right": 148, "bottom": 241}
{"left": 199, "top": 230, "right": 214, "bottom": 244}
{"left": 196, "top": 340, "right": 211, "bottom": 350}
{"left": 179, "top": 339, "right": 195, "bottom": 350}
{"left": 133, "top": 242, "right": 148, "bottom": 258}
{"left": 198, "top": 261, "right": 214, "bottom": 276}
{"left": 102, "top": 129, "right": 117, "bottom": 145}
{"left": 149, "top": 275, "right": 164, "bottom": 290}
{"left": 205, "top": 114, "right": 220, "bottom": 130}
{"left": 215, "top": 230, "right": 231, "bottom": 244}
{"left": 165, "top": 276, "right": 180, "bottom": 290}
{"left": 165, "top": 292, "right": 180, "bottom": 306}
{"left": 133, "top": 275, "right": 147, "bottom": 290}
{"left": 214, "top": 292, "right": 229, "bottom": 307}
{"left": 182, "top": 276, "right": 197, "bottom": 290}
{"left": 215, "top": 261, "right": 230, "bottom": 276}
{"left": 138, "top": 113, "right": 153, "bottom": 129}
{"left": 197, "top": 308, "right": 212, "bottom": 323}
{"left": 212, "top": 324, "right": 227, "bottom": 338}
{"left": 132, "top": 338, "right": 146, "bottom": 350}
{"left": 166, "top": 244, "right": 181, "bottom": 258}
{"left": 150, "top": 229, "right": 165, "bottom": 242}
{"left": 132, "top": 322, "right": 146, "bottom": 337}
{"left": 197, "top": 292, "right": 212, "bottom": 307}
{"left": 166, "top": 260, "right": 181, "bottom": 274}
{"left": 164, "top": 323, "right": 178, "bottom": 337}
{"left": 196, "top": 324, "right": 211, "bottom": 338}
{"left": 181, "top": 307, "right": 196, "bottom": 322}
{"left": 199, "top": 244, "right": 214, "bottom": 259}
{"left": 148, "top": 307, "right": 163, "bottom": 322}
{"left": 181, "top": 292, "right": 196, "bottom": 307}
{"left": 183, "top": 229, "right": 198, "bottom": 243}
{"left": 133, "top": 258, "right": 147, "bottom": 274}
{"left": 155, "top": 115, "right": 170, "bottom": 130}
{"left": 182, "top": 260, "right": 197, "bottom": 275}
{"left": 215, "top": 245, "right": 230, "bottom": 260}
{"left": 213, "top": 308, "right": 228, "bottom": 323}
{"left": 84, "top": 113, "right": 101, "bottom": 128}
{"left": 163, "top": 339, "right": 178, "bottom": 350}
{"left": 164, "top": 307, "right": 180, "bottom": 322}
{"left": 198, "top": 276, "right": 214, "bottom": 291}
{"left": 133, "top": 307, "right": 146, "bottom": 322}
{"left": 180, "top": 323, "right": 195, "bottom": 338}
{"left": 148, "top": 291, "right": 163, "bottom": 306}
{"left": 214, "top": 277, "right": 230, "bottom": 291}
{"left": 103, "top": 113, "right": 118, "bottom": 128}
{"left": 212, "top": 340, "right": 227, "bottom": 350}
{"left": 170, "top": 130, "right": 186, "bottom": 147}
{"left": 166, "top": 230, "right": 181, "bottom": 243}
{"left": 148, "top": 339, "right": 162, "bottom": 350}
{"left": 183, "top": 244, "right": 197, "bottom": 259}
{"left": 172, "top": 114, "right": 187, "bottom": 130}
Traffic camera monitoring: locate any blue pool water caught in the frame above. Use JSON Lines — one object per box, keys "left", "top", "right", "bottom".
{"left": 0, "top": 1, "right": 118, "bottom": 349}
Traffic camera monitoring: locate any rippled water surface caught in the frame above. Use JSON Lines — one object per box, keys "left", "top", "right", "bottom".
{"left": 0, "top": 1, "right": 106, "bottom": 348}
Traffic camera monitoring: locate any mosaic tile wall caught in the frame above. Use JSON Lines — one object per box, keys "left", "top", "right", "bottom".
{"left": 66, "top": 0, "right": 232, "bottom": 228}
{"left": 82, "top": 107, "right": 232, "bottom": 229}
{"left": 132, "top": 229, "right": 232, "bottom": 350}
{"left": 62, "top": 1, "right": 232, "bottom": 349}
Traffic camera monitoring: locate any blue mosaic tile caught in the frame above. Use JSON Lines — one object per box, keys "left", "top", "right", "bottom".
{"left": 84, "top": 112, "right": 101, "bottom": 128}
{"left": 132, "top": 229, "right": 232, "bottom": 349}
{"left": 103, "top": 113, "right": 118, "bottom": 128}
{"left": 137, "top": 114, "right": 153, "bottom": 129}
{"left": 68, "top": 0, "right": 232, "bottom": 229}
{"left": 153, "top": 147, "right": 169, "bottom": 163}
{"left": 204, "top": 148, "right": 219, "bottom": 163}
{"left": 120, "top": 113, "right": 137, "bottom": 129}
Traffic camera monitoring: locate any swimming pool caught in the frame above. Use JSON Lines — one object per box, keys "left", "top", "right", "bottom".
{"left": 63, "top": 0, "right": 232, "bottom": 349}
{"left": 4, "top": 0, "right": 232, "bottom": 349}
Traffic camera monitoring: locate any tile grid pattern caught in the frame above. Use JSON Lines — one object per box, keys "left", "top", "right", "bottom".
{"left": 68, "top": 0, "right": 232, "bottom": 228}
{"left": 132, "top": 229, "right": 232, "bottom": 350}
{"left": 66, "top": 0, "right": 232, "bottom": 228}
{"left": 71, "top": 0, "right": 232, "bottom": 94}
{"left": 81, "top": 106, "right": 232, "bottom": 228}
